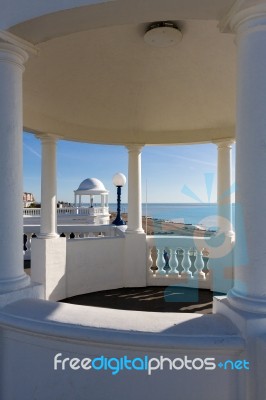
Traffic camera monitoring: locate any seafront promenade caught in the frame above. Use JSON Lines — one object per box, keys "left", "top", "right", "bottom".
{"left": 24, "top": 207, "right": 214, "bottom": 237}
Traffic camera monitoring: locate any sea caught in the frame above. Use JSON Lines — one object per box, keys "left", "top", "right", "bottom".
{"left": 108, "top": 203, "right": 236, "bottom": 229}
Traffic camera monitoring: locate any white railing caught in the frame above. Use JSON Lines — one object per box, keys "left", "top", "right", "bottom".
{"left": 23, "top": 224, "right": 123, "bottom": 260}
{"left": 23, "top": 206, "right": 109, "bottom": 217}
{"left": 23, "top": 208, "right": 41, "bottom": 216}
{"left": 146, "top": 235, "right": 211, "bottom": 289}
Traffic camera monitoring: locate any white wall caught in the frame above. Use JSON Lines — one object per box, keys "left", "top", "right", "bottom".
{"left": 66, "top": 237, "right": 125, "bottom": 298}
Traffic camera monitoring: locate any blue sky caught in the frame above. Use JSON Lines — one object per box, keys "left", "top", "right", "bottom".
{"left": 23, "top": 132, "right": 235, "bottom": 204}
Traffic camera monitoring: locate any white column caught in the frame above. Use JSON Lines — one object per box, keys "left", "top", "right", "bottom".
{"left": 226, "top": 7, "right": 266, "bottom": 313}
{"left": 126, "top": 145, "right": 144, "bottom": 234}
{"left": 0, "top": 43, "right": 30, "bottom": 292}
{"left": 216, "top": 139, "right": 234, "bottom": 236}
{"left": 79, "top": 195, "right": 82, "bottom": 207}
{"left": 124, "top": 144, "right": 146, "bottom": 286}
{"left": 38, "top": 134, "right": 59, "bottom": 239}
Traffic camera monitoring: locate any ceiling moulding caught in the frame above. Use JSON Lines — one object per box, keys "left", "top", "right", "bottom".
{"left": 0, "top": 29, "right": 38, "bottom": 55}
{"left": 219, "top": 0, "right": 266, "bottom": 32}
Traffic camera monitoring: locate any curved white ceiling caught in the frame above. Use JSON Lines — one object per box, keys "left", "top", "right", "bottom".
{"left": 6, "top": 0, "right": 237, "bottom": 144}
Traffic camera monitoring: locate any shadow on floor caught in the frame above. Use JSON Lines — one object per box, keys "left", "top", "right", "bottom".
{"left": 61, "top": 286, "right": 219, "bottom": 314}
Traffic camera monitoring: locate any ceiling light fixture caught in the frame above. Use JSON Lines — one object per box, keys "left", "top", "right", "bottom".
{"left": 144, "top": 21, "right": 182, "bottom": 47}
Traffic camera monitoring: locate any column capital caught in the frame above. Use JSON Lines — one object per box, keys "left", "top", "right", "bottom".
{"left": 36, "top": 133, "right": 61, "bottom": 144}
{"left": 0, "top": 42, "right": 29, "bottom": 71}
{"left": 213, "top": 138, "right": 235, "bottom": 149}
{"left": 126, "top": 144, "right": 144, "bottom": 153}
{"left": 220, "top": 1, "right": 266, "bottom": 34}
{"left": 0, "top": 29, "right": 38, "bottom": 56}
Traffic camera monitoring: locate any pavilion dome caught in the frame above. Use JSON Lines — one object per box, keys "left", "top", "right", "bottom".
{"left": 74, "top": 178, "right": 108, "bottom": 195}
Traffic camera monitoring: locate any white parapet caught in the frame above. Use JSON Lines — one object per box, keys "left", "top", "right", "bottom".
{"left": 124, "top": 232, "right": 147, "bottom": 287}
{"left": 31, "top": 237, "right": 67, "bottom": 301}
{"left": 0, "top": 298, "right": 244, "bottom": 400}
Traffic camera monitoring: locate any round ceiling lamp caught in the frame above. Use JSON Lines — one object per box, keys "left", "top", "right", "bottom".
{"left": 144, "top": 21, "right": 182, "bottom": 47}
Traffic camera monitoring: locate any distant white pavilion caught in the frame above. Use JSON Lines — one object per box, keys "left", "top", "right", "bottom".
{"left": 74, "top": 178, "right": 109, "bottom": 224}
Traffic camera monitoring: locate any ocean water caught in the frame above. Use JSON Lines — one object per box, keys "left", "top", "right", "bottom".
{"left": 109, "top": 203, "right": 235, "bottom": 229}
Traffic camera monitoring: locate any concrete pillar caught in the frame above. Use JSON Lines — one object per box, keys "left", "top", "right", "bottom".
{"left": 38, "top": 134, "right": 59, "bottom": 239}
{"left": 224, "top": 6, "right": 266, "bottom": 313}
{"left": 216, "top": 139, "right": 234, "bottom": 236}
{"left": 126, "top": 145, "right": 144, "bottom": 234}
{"left": 0, "top": 42, "right": 30, "bottom": 293}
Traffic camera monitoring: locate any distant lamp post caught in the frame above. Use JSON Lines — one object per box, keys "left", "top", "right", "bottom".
{"left": 112, "top": 172, "right": 127, "bottom": 225}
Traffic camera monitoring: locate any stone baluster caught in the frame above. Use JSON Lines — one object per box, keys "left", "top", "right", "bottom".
{"left": 181, "top": 248, "right": 192, "bottom": 278}
{"left": 169, "top": 247, "right": 178, "bottom": 274}
{"left": 176, "top": 249, "right": 184, "bottom": 275}
{"left": 156, "top": 247, "right": 166, "bottom": 275}
{"left": 147, "top": 246, "right": 154, "bottom": 275}
{"left": 24, "top": 234, "right": 32, "bottom": 260}
{"left": 194, "top": 249, "right": 205, "bottom": 279}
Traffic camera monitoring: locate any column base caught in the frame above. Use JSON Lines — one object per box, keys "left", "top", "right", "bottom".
{"left": 214, "top": 295, "right": 266, "bottom": 334}
{"left": 0, "top": 273, "right": 30, "bottom": 293}
{"left": 125, "top": 227, "right": 145, "bottom": 234}
{"left": 37, "top": 233, "right": 60, "bottom": 239}
{"left": 214, "top": 295, "right": 266, "bottom": 400}
{"left": 0, "top": 282, "right": 44, "bottom": 308}
{"left": 227, "top": 288, "right": 266, "bottom": 314}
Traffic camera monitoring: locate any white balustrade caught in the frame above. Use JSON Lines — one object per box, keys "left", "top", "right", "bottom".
{"left": 23, "top": 206, "right": 109, "bottom": 217}
{"left": 23, "top": 224, "right": 121, "bottom": 260}
{"left": 146, "top": 236, "right": 211, "bottom": 289}
{"left": 23, "top": 208, "right": 41, "bottom": 216}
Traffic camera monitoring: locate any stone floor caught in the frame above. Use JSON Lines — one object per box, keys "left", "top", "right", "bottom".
{"left": 25, "top": 261, "right": 216, "bottom": 314}
{"left": 61, "top": 286, "right": 215, "bottom": 314}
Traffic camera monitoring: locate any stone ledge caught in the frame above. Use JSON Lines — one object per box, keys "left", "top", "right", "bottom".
{"left": 0, "top": 298, "right": 244, "bottom": 351}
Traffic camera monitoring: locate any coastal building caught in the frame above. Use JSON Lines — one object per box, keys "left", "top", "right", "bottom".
{"left": 23, "top": 178, "right": 110, "bottom": 225}
{"left": 23, "top": 192, "right": 34, "bottom": 207}
{"left": 74, "top": 177, "right": 110, "bottom": 224}
{"left": 0, "top": 0, "right": 266, "bottom": 399}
